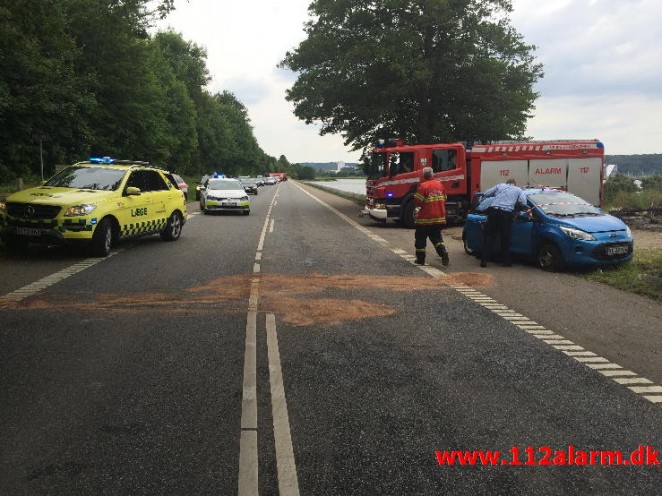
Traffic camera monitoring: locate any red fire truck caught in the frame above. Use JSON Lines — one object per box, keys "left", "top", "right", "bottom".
{"left": 268, "top": 172, "right": 288, "bottom": 181}
{"left": 363, "top": 139, "right": 605, "bottom": 227}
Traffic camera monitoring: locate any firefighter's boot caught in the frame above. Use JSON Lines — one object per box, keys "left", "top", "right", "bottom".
{"left": 435, "top": 243, "right": 450, "bottom": 266}
{"left": 415, "top": 250, "right": 426, "bottom": 265}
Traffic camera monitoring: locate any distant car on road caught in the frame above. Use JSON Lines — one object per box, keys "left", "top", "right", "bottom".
{"left": 240, "top": 178, "right": 258, "bottom": 195}
{"left": 195, "top": 174, "right": 211, "bottom": 201}
{"left": 199, "top": 177, "right": 250, "bottom": 215}
{"left": 171, "top": 173, "right": 188, "bottom": 201}
{"left": 264, "top": 177, "right": 278, "bottom": 185}
{"left": 462, "top": 188, "right": 634, "bottom": 271}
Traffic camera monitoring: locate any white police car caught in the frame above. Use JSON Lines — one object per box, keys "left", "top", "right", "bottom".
{"left": 199, "top": 177, "right": 250, "bottom": 215}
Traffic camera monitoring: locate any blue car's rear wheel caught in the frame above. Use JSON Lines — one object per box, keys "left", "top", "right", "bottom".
{"left": 463, "top": 232, "right": 476, "bottom": 255}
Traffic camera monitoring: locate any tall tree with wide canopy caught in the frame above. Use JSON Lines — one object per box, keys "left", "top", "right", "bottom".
{"left": 214, "top": 91, "right": 264, "bottom": 175}
{"left": 280, "top": 0, "right": 543, "bottom": 152}
{"left": 0, "top": 1, "right": 92, "bottom": 180}
{"left": 0, "top": 0, "right": 275, "bottom": 182}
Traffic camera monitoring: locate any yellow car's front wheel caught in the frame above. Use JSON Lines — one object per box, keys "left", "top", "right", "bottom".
{"left": 90, "top": 218, "right": 114, "bottom": 257}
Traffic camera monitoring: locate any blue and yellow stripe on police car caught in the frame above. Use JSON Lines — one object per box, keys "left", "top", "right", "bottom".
{"left": 121, "top": 218, "right": 167, "bottom": 237}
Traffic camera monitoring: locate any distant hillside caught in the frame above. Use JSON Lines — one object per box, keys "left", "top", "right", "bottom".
{"left": 606, "top": 154, "right": 662, "bottom": 176}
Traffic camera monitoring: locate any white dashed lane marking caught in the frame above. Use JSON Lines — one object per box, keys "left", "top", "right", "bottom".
{"left": 443, "top": 276, "right": 662, "bottom": 405}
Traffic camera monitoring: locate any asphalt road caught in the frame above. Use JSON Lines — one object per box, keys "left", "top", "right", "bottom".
{"left": 0, "top": 181, "right": 660, "bottom": 495}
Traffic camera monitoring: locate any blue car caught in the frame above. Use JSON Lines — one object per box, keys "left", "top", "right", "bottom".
{"left": 462, "top": 188, "right": 634, "bottom": 271}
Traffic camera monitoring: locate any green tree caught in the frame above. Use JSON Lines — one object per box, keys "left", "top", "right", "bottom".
{"left": 215, "top": 91, "right": 262, "bottom": 174}
{"left": 288, "top": 163, "right": 316, "bottom": 180}
{"left": 63, "top": 0, "right": 165, "bottom": 160}
{"left": 0, "top": 1, "right": 93, "bottom": 180}
{"left": 152, "top": 30, "right": 209, "bottom": 106}
{"left": 276, "top": 155, "right": 290, "bottom": 172}
{"left": 0, "top": 0, "right": 279, "bottom": 184}
{"left": 298, "top": 165, "right": 317, "bottom": 180}
{"left": 280, "top": 0, "right": 543, "bottom": 152}
{"left": 195, "top": 92, "right": 234, "bottom": 174}
{"left": 150, "top": 32, "right": 201, "bottom": 172}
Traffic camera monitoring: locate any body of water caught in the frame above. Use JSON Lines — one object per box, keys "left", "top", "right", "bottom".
{"left": 309, "top": 178, "right": 366, "bottom": 195}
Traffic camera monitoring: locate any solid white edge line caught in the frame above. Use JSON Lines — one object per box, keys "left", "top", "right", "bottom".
{"left": 266, "top": 313, "right": 300, "bottom": 496}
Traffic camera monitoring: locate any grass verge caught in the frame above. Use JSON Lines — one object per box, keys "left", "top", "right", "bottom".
{"left": 581, "top": 249, "right": 662, "bottom": 302}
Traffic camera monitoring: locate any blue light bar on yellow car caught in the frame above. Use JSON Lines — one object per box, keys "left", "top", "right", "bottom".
{"left": 89, "top": 156, "right": 114, "bottom": 164}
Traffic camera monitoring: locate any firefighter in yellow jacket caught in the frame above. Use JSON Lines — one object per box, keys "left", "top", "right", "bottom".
{"left": 413, "top": 167, "right": 449, "bottom": 266}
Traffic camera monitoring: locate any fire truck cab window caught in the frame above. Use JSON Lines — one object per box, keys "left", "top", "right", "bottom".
{"left": 366, "top": 152, "right": 388, "bottom": 178}
{"left": 432, "top": 149, "right": 457, "bottom": 173}
{"left": 390, "top": 152, "right": 414, "bottom": 175}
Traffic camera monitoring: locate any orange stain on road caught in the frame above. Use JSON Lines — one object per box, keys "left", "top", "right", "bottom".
{"left": 12, "top": 272, "right": 493, "bottom": 326}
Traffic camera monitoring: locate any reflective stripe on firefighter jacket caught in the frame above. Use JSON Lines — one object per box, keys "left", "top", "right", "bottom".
{"left": 413, "top": 178, "right": 447, "bottom": 225}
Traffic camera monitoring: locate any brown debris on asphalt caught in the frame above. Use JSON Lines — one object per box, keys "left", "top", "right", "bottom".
{"left": 11, "top": 272, "right": 493, "bottom": 326}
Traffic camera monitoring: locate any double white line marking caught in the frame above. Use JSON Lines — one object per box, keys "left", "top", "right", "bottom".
{"left": 238, "top": 185, "right": 300, "bottom": 495}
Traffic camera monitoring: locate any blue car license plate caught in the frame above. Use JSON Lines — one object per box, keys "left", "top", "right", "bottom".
{"left": 606, "top": 245, "right": 628, "bottom": 256}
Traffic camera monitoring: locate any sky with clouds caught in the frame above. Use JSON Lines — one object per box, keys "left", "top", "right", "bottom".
{"left": 156, "top": 0, "right": 662, "bottom": 164}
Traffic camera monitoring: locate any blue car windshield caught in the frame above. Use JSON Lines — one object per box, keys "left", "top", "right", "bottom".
{"left": 528, "top": 192, "right": 601, "bottom": 217}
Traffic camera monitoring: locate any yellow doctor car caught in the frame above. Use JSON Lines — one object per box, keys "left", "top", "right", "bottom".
{"left": 0, "top": 158, "right": 187, "bottom": 257}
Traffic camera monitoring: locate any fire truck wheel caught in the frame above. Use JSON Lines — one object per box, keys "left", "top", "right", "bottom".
{"left": 402, "top": 201, "right": 416, "bottom": 229}
{"left": 537, "top": 242, "right": 565, "bottom": 272}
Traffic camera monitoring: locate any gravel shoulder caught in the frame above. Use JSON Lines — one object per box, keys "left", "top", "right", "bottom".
{"left": 631, "top": 229, "right": 662, "bottom": 250}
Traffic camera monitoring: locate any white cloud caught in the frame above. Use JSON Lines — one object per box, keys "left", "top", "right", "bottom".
{"left": 511, "top": 0, "right": 662, "bottom": 153}
{"left": 156, "top": 0, "right": 662, "bottom": 162}
{"left": 217, "top": 77, "right": 271, "bottom": 106}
